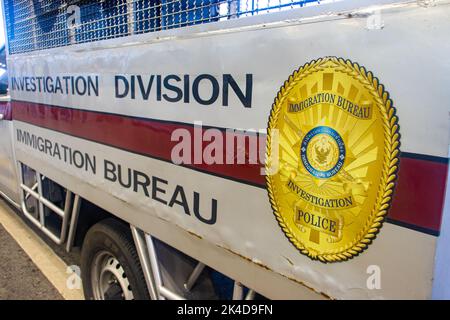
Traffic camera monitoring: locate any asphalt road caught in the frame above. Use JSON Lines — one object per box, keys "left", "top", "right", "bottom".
{"left": 0, "top": 223, "right": 63, "bottom": 299}
{"left": 0, "top": 197, "right": 83, "bottom": 300}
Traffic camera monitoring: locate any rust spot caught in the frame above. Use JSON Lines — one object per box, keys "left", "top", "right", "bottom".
{"left": 283, "top": 256, "right": 294, "bottom": 266}
{"left": 219, "top": 245, "right": 272, "bottom": 270}
{"left": 186, "top": 230, "right": 203, "bottom": 240}
{"left": 217, "top": 244, "right": 334, "bottom": 300}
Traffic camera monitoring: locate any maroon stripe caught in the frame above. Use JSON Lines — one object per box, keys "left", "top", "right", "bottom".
{"left": 0, "top": 101, "right": 12, "bottom": 120}
{"left": 12, "top": 100, "right": 447, "bottom": 235}
{"left": 12, "top": 100, "right": 266, "bottom": 186}
{"left": 389, "top": 156, "right": 446, "bottom": 235}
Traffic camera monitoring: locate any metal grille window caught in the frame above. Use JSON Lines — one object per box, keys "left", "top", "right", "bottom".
{"left": 3, "top": 0, "right": 331, "bottom": 54}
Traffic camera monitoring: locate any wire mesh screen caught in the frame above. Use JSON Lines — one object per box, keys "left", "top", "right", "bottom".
{"left": 3, "top": 0, "right": 329, "bottom": 54}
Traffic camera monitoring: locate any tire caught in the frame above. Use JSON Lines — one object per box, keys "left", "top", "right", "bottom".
{"left": 81, "top": 218, "right": 150, "bottom": 300}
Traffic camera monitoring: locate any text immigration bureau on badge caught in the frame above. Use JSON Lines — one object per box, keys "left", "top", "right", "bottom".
{"left": 266, "top": 57, "right": 400, "bottom": 263}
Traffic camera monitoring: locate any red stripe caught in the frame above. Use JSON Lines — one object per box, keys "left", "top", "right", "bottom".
{"left": 0, "top": 101, "right": 12, "bottom": 120}
{"left": 390, "top": 157, "right": 446, "bottom": 234}
{"left": 12, "top": 100, "right": 266, "bottom": 186}
{"left": 12, "top": 100, "right": 447, "bottom": 234}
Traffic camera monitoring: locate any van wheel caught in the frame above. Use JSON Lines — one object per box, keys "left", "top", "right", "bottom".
{"left": 81, "top": 218, "right": 150, "bottom": 300}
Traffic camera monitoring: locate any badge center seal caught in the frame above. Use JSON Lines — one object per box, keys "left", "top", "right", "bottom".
{"left": 301, "top": 126, "right": 345, "bottom": 179}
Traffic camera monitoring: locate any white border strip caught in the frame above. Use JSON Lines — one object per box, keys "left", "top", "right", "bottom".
{"left": 432, "top": 145, "right": 450, "bottom": 299}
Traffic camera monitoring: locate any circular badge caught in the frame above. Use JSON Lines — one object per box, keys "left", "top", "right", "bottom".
{"left": 265, "top": 57, "right": 400, "bottom": 262}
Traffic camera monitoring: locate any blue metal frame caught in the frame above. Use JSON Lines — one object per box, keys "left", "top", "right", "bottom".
{"left": 2, "top": 0, "right": 324, "bottom": 54}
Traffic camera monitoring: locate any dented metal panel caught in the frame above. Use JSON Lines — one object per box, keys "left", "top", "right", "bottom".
{"left": 2, "top": 0, "right": 450, "bottom": 299}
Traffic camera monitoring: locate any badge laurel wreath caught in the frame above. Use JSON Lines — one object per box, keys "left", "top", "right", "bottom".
{"left": 265, "top": 57, "right": 400, "bottom": 262}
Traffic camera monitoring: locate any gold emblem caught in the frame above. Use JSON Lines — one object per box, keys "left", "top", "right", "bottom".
{"left": 266, "top": 57, "right": 400, "bottom": 262}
